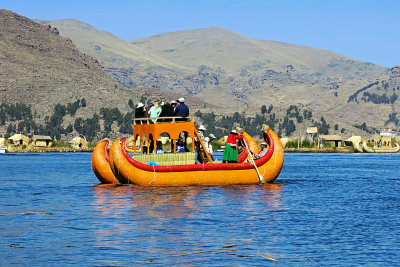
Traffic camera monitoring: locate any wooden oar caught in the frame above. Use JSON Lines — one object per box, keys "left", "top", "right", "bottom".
{"left": 243, "top": 139, "right": 265, "bottom": 184}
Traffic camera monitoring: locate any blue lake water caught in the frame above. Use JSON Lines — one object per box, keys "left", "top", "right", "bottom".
{"left": 0, "top": 152, "right": 399, "bottom": 266}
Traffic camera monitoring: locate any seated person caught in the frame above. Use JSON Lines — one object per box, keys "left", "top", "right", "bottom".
{"left": 176, "top": 140, "right": 184, "bottom": 153}
{"left": 179, "top": 132, "right": 189, "bottom": 152}
{"left": 142, "top": 145, "right": 148, "bottom": 154}
{"left": 253, "top": 142, "right": 268, "bottom": 159}
{"left": 156, "top": 140, "right": 164, "bottom": 154}
{"left": 237, "top": 145, "right": 244, "bottom": 155}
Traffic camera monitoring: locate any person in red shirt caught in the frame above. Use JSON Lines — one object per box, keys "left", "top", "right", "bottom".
{"left": 223, "top": 130, "right": 243, "bottom": 163}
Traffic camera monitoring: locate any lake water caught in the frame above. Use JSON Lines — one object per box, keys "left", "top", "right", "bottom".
{"left": 0, "top": 152, "right": 399, "bottom": 266}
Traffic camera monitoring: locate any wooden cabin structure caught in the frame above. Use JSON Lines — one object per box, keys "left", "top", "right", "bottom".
{"left": 132, "top": 116, "right": 213, "bottom": 164}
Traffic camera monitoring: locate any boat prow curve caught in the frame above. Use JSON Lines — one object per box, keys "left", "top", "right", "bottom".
{"left": 91, "top": 139, "right": 120, "bottom": 184}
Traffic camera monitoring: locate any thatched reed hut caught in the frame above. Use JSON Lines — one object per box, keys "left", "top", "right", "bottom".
{"left": 318, "top": 134, "right": 342, "bottom": 147}
{"left": 8, "top": 134, "right": 30, "bottom": 146}
{"left": 69, "top": 135, "right": 87, "bottom": 149}
{"left": 32, "top": 135, "right": 53, "bottom": 147}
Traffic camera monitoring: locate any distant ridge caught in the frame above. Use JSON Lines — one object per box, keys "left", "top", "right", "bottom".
{"left": 34, "top": 18, "right": 400, "bottom": 134}
{"left": 36, "top": 19, "right": 387, "bottom": 97}
{"left": 3, "top": 11, "right": 399, "bottom": 137}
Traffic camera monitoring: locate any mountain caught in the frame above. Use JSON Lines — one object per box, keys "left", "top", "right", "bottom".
{"left": 3, "top": 11, "right": 399, "bottom": 139}
{"left": 34, "top": 18, "right": 400, "bottom": 136}
{"left": 325, "top": 65, "right": 400, "bottom": 130}
{"left": 0, "top": 10, "right": 132, "bottom": 120}
{"left": 0, "top": 10, "right": 209, "bottom": 139}
{"left": 35, "top": 20, "right": 387, "bottom": 97}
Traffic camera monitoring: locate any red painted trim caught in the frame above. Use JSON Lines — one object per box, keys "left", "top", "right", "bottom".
{"left": 237, "top": 149, "right": 249, "bottom": 163}
{"left": 104, "top": 140, "right": 110, "bottom": 162}
{"left": 120, "top": 132, "right": 274, "bottom": 172}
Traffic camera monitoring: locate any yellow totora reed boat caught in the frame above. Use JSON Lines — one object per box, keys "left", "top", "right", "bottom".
{"left": 92, "top": 117, "right": 284, "bottom": 185}
{"left": 91, "top": 139, "right": 119, "bottom": 184}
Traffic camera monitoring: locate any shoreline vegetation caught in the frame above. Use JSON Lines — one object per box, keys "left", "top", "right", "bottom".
{"left": 4, "top": 137, "right": 358, "bottom": 153}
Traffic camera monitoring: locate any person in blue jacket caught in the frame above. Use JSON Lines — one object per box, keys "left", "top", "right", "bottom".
{"left": 174, "top": 97, "right": 189, "bottom": 121}
{"left": 174, "top": 97, "right": 190, "bottom": 151}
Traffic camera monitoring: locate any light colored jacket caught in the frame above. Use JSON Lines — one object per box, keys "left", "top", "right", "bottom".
{"left": 254, "top": 147, "right": 268, "bottom": 159}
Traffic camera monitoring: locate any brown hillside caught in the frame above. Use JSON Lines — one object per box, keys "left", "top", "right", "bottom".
{"left": 0, "top": 10, "right": 208, "bottom": 130}
{"left": 0, "top": 9, "right": 132, "bottom": 121}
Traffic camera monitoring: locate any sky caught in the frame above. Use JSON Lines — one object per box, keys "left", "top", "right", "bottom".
{"left": 2, "top": 0, "right": 399, "bottom": 67}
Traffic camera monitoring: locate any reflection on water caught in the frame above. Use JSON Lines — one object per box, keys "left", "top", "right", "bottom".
{"left": 92, "top": 184, "right": 283, "bottom": 219}
{"left": 91, "top": 183, "right": 284, "bottom": 263}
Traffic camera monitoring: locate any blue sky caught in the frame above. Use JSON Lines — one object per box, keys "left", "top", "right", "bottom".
{"left": 2, "top": 0, "right": 399, "bottom": 67}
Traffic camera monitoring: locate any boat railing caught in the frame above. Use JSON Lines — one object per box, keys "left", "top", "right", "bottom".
{"left": 134, "top": 116, "right": 194, "bottom": 125}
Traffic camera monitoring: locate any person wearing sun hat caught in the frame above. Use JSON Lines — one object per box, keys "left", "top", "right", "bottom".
{"left": 206, "top": 133, "right": 216, "bottom": 161}
{"left": 253, "top": 141, "right": 268, "bottom": 159}
{"left": 198, "top": 124, "right": 206, "bottom": 139}
{"left": 173, "top": 98, "right": 190, "bottom": 150}
{"left": 135, "top": 102, "right": 145, "bottom": 121}
{"left": 222, "top": 129, "right": 243, "bottom": 163}
{"left": 171, "top": 100, "right": 177, "bottom": 112}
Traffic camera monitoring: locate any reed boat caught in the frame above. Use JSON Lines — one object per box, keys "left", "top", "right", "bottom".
{"left": 92, "top": 116, "right": 284, "bottom": 185}
{"left": 362, "top": 129, "right": 400, "bottom": 153}
{"left": 362, "top": 141, "right": 400, "bottom": 153}
{"left": 91, "top": 139, "right": 119, "bottom": 184}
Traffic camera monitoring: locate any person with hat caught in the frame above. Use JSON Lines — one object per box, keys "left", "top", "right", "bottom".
{"left": 174, "top": 98, "right": 190, "bottom": 150}
{"left": 194, "top": 124, "right": 208, "bottom": 163}
{"left": 198, "top": 125, "right": 206, "bottom": 139}
{"left": 206, "top": 133, "right": 216, "bottom": 161}
{"left": 135, "top": 102, "right": 145, "bottom": 123}
{"left": 159, "top": 100, "right": 175, "bottom": 122}
{"left": 174, "top": 97, "right": 189, "bottom": 121}
{"left": 253, "top": 141, "right": 269, "bottom": 159}
{"left": 223, "top": 129, "right": 243, "bottom": 163}
{"left": 171, "top": 100, "right": 177, "bottom": 112}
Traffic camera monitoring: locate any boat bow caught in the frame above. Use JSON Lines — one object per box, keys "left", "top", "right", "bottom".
{"left": 92, "top": 140, "right": 119, "bottom": 184}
